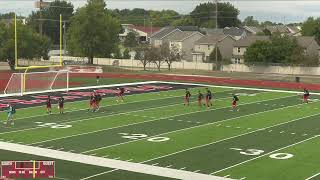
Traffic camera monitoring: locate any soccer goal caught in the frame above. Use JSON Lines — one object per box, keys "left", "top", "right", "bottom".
{"left": 4, "top": 70, "right": 69, "bottom": 96}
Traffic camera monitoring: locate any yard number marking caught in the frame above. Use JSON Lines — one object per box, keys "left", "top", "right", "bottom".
{"left": 230, "top": 148, "right": 293, "bottom": 160}
{"left": 119, "top": 133, "right": 170, "bottom": 142}
{"left": 35, "top": 122, "right": 72, "bottom": 129}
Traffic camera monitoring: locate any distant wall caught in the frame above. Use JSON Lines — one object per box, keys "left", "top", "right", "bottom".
{"left": 221, "top": 64, "right": 320, "bottom": 75}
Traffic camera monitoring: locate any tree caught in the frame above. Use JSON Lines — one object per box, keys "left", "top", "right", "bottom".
{"left": 209, "top": 46, "right": 222, "bottom": 70}
{"left": 301, "top": 17, "right": 320, "bottom": 44}
{"left": 243, "top": 16, "right": 259, "bottom": 26}
{"left": 244, "top": 41, "right": 273, "bottom": 64}
{"left": 123, "top": 48, "right": 131, "bottom": 59}
{"left": 160, "top": 43, "right": 181, "bottom": 70}
{"left": 135, "top": 45, "right": 148, "bottom": 70}
{"left": 27, "top": 0, "right": 74, "bottom": 44}
{"left": 145, "top": 46, "right": 162, "bottom": 71}
{"left": 67, "top": 0, "right": 120, "bottom": 64}
{"left": 244, "top": 35, "right": 307, "bottom": 65}
{"left": 171, "top": 16, "right": 195, "bottom": 27}
{"left": 209, "top": 46, "right": 222, "bottom": 63}
{"left": 0, "top": 21, "right": 52, "bottom": 63}
{"left": 124, "top": 31, "right": 138, "bottom": 49}
{"left": 191, "top": 2, "right": 240, "bottom": 28}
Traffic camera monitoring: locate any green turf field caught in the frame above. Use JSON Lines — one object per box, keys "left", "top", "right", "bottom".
{"left": 0, "top": 82, "right": 319, "bottom": 180}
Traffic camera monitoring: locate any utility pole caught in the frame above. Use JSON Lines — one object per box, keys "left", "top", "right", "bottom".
{"left": 215, "top": 0, "right": 219, "bottom": 70}
{"left": 39, "top": 0, "right": 43, "bottom": 36}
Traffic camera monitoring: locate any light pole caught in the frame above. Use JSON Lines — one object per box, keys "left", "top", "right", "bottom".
{"left": 215, "top": 0, "right": 219, "bottom": 70}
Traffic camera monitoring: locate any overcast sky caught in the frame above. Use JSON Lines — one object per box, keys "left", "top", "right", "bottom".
{"left": 0, "top": 0, "right": 320, "bottom": 23}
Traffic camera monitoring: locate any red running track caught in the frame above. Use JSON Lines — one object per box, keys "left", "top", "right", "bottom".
{"left": 1, "top": 72, "right": 320, "bottom": 92}
{"left": 70, "top": 73, "right": 320, "bottom": 91}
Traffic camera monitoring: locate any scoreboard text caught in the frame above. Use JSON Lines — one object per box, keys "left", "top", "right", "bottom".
{"left": 1, "top": 161, "right": 55, "bottom": 178}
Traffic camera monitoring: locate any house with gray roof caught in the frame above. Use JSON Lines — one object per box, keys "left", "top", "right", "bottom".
{"left": 232, "top": 36, "right": 270, "bottom": 64}
{"left": 243, "top": 26, "right": 263, "bottom": 35}
{"left": 168, "top": 31, "right": 204, "bottom": 61}
{"left": 150, "top": 26, "right": 201, "bottom": 47}
{"left": 192, "top": 34, "right": 236, "bottom": 62}
{"left": 294, "top": 36, "right": 320, "bottom": 58}
{"left": 223, "top": 27, "right": 247, "bottom": 40}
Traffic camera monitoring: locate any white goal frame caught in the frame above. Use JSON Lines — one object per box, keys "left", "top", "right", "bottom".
{"left": 4, "top": 70, "right": 69, "bottom": 96}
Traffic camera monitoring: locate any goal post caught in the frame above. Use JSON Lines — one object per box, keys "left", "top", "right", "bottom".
{"left": 4, "top": 70, "right": 69, "bottom": 96}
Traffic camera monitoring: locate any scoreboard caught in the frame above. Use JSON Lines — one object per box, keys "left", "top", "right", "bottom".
{"left": 1, "top": 161, "right": 55, "bottom": 178}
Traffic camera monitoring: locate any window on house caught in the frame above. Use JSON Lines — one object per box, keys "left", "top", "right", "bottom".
{"left": 238, "top": 47, "right": 241, "bottom": 53}
{"left": 303, "top": 49, "right": 307, "bottom": 55}
{"left": 235, "top": 58, "right": 241, "bottom": 64}
{"left": 208, "top": 45, "right": 210, "bottom": 50}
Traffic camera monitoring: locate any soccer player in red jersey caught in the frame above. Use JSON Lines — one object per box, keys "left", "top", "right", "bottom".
{"left": 198, "top": 90, "right": 204, "bottom": 107}
{"left": 58, "top": 96, "right": 65, "bottom": 114}
{"left": 303, "top": 88, "right": 310, "bottom": 103}
{"left": 116, "top": 87, "right": 125, "bottom": 102}
{"left": 205, "top": 88, "right": 213, "bottom": 107}
{"left": 46, "top": 95, "right": 52, "bottom": 114}
{"left": 232, "top": 94, "right": 239, "bottom": 111}
{"left": 184, "top": 89, "right": 191, "bottom": 106}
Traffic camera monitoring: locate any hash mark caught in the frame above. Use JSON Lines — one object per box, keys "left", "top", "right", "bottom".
{"left": 303, "top": 134, "right": 308, "bottom": 136}
{"left": 194, "top": 170, "right": 201, "bottom": 173}
{"left": 239, "top": 177, "right": 247, "bottom": 180}
{"left": 166, "top": 165, "right": 173, "bottom": 168}
{"left": 127, "top": 159, "right": 133, "bottom": 162}
{"left": 152, "top": 163, "right": 159, "bottom": 166}
{"left": 268, "top": 130, "right": 273, "bottom": 132}
{"left": 102, "top": 155, "right": 109, "bottom": 158}
{"left": 280, "top": 131, "right": 285, "bottom": 134}
{"left": 114, "top": 157, "right": 120, "bottom": 160}
{"left": 291, "top": 133, "right": 296, "bottom": 135}
{"left": 180, "top": 167, "right": 186, "bottom": 170}
{"left": 224, "top": 175, "right": 230, "bottom": 177}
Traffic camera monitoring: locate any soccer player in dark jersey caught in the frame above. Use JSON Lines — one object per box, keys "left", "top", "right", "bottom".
{"left": 205, "top": 88, "right": 213, "bottom": 107}
{"left": 46, "top": 95, "right": 52, "bottom": 114}
{"left": 89, "top": 92, "right": 95, "bottom": 111}
{"left": 116, "top": 87, "right": 125, "bottom": 102}
{"left": 184, "top": 89, "right": 191, "bottom": 106}
{"left": 95, "top": 92, "right": 102, "bottom": 111}
{"left": 303, "top": 88, "right": 310, "bottom": 103}
{"left": 232, "top": 94, "right": 239, "bottom": 111}
{"left": 198, "top": 91, "right": 204, "bottom": 107}
{"left": 58, "top": 97, "right": 65, "bottom": 114}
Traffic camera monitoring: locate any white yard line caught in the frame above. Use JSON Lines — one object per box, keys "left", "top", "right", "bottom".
{"left": 212, "top": 135, "right": 320, "bottom": 175}
{"left": 305, "top": 172, "right": 320, "bottom": 180}
{"left": 0, "top": 142, "right": 231, "bottom": 180}
{"left": 159, "top": 81, "right": 319, "bottom": 95}
{"left": 0, "top": 81, "right": 160, "bottom": 98}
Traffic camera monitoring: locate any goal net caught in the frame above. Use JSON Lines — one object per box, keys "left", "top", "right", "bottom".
{"left": 4, "top": 70, "right": 69, "bottom": 96}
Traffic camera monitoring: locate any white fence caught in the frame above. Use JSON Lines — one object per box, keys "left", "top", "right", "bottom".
{"left": 50, "top": 56, "right": 214, "bottom": 71}
{"left": 221, "top": 64, "right": 320, "bottom": 75}
{"left": 49, "top": 56, "right": 320, "bottom": 75}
